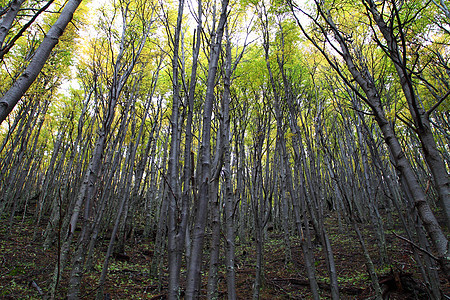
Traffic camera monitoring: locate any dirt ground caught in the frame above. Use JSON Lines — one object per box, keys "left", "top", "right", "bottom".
{"left": 1, "top": 211, "right": 449, "bottom": 299}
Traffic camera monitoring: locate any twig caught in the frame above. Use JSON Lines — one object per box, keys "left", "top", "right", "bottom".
{"left": 159, "top": 168, "right": 178, "bottom": 203}
{"left": 391, "top": 231, "right": 439, "bottom": 261}
{"left": 427, "top": 89, "right": 450, "bottom": 116}
{"left": 29, "top": 280, "right": 44, "bottom": 295}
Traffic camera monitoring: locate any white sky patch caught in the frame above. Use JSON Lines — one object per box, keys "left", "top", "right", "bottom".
{"left": 59, "top": 0, "right": 109, "bottom": 97}
{"left": 79, "top": 0, "right": 110, "bottom": 40}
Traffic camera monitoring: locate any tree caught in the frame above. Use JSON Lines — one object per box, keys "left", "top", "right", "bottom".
{"left": 0, "top": 0, "right": 82, "bottom": 123}
{"left": 185, "top": 0, "right": 229, "bottom": 298}
{"left": 362, "top": 0, "right": 450, "bottom": 229}
{"left": 288, "top": 0, "right": 450, "bottom": 279}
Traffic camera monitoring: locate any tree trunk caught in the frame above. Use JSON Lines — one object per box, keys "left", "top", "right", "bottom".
{"left": 185, "top": 1, "right": 228, "bottom": 297}
{"left": 0, "top": 0, "right": 82, "bottom": 123}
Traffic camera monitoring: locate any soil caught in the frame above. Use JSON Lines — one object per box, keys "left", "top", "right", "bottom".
{"left": 1, "top": 211, "right": 449, "bottom": 299}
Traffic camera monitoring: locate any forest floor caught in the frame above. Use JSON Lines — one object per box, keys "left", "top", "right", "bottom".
{"left": 1, "top": 210, "right": 449, "bottom": 299}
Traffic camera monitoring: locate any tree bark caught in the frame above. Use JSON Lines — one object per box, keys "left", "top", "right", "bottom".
{"left": 0, "top": 0, "right": 82, "bottom": 123}
{"left": 0, "top": 0, "right": 25, "bottom": 48}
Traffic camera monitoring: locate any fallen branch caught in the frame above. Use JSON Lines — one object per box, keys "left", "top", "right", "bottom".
{"left": 149, "top": 295, "right": 166, "bottom": 300}
{"left": 391, "top": 231, "right": 439, "bottom": 261}
{"left": 268, "top": 279, "right": 304, "bottom": 299}
{"left": 29, "top": 280, "right": 43, "bottom": 295}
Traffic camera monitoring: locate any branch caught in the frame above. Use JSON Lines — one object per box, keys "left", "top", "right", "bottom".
{"left": 392, "top": 231, "right": 439, "bottom": 261}
{"left": 426, "top": 89, "right": 450, "bottom": 116}
{"left": 287, "top": 0, "right": 370, "bottom": 105}
{"left": 395, "top": 112, "right": 416, "bottom": 132}
{"left": 159, "top": 168, "right": 179, "bottom": 204}
{"left": 0, "top": 0, "right": 54, "bottom": 60}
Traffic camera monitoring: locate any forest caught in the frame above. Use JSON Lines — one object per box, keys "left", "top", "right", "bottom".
{"left": 0, "top": 0, "right": 449, "bottom": 299}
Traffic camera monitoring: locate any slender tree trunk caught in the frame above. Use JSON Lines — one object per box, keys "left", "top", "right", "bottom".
{"left": 166, "top": 0, "right": 184, "bottom": 297}
{"left": 95, "top": 129, "right": 137, "bottom": 299}
{"left": 151, "top": 131, "right": 169, "bottom": 279}
{"left": 286, "top": 99, "right": 321, "bottom": 300}
{"left": 0, "top": 0, "right": 25, "bottom": 49}
{"left": 222, "top": 26, "right": 237, "bottom": 300}
{"left": 185, "top": 1, "right": 228, "bottom": 297}
{"left": 61, "top": 128, "right": 106, "bottom": 300}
